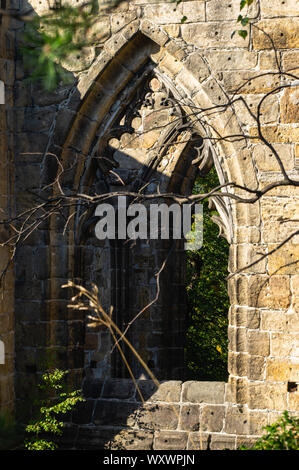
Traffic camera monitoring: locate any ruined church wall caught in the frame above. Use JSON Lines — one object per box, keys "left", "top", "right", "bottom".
{"left": 0, "top": 0, "right": 298, "bottom": 448}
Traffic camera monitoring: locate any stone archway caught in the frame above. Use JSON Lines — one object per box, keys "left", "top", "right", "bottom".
{"left": 47, "top": 29, "right": 242, "bottom": 384}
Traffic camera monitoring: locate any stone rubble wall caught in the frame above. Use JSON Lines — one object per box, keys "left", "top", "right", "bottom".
{"left": 62, "top": 379, "right": 257, "bottom": 450}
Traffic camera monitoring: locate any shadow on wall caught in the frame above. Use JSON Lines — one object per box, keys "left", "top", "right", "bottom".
{"left": 62, "top": 377, "right": 228, "bottom": 450}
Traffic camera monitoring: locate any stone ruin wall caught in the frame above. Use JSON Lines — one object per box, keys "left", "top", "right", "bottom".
{"left": 0, "top": 0, "right": 299, "bottom": 450}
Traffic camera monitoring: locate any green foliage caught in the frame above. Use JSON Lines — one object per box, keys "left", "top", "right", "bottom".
{"left": 185, "top": 168, "right": 229, "bottom": 381}
{"left": 232, "top": 0, "right": 256, "bottom": 40}
{"left": 25, "top": 369, "right": 85, "bottom": 450}
{"left": 239, "top": 411, "right": 299, "bottom": 450}
{"left": 21, "top": 1, "right": 119, "bottom": 91}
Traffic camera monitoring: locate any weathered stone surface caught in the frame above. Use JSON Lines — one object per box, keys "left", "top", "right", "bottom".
{"left": 137, "top": 380, "right": 182, "bottom": 403}
{"left": 205, "top": 50, "right": 257, "bottom": 71}
{"left": 253, "top": 143, "right": 294, "bottom": 172}
{"left": 247, "top": 330, "right": 270, "bottom": 356}
{"left": 179, "top": 404, "right": 200, "bottom": 431}
{"left": 181, "top": 22, "right": 249, "bottom": 48}
{"left": 248, "top": 410, "right": 268, "bottom": 435}
{"left": 137, "top": 404, "right": 180, "bottom": 430}
{"left": 110, "top": 429, "right": 154, "bottom": 450}
{"left": 248, "top": 383, "right": 287, "bottom": 410}
{"left": 201, "top": 405, "right": 225, "bottom": 432}
{"left": 185, "top": 432, "right": 209, "bottom": 450}
{"left": 253, "top": 19, "right": 299, "bottom": 50}
{"left": 261, "top": 0, "right": 299, "bottom": 18}
{"left": 183, "top": 51, "right": 210, "bottom": 83}
{"left": 154, "top": 430, "right": 188, "bottom": 450}
{"left": 280, "top": 87, "right": 299, "bottom": 124}
{"left": 224, "top": 406, "right": 249, "bottom": 435}
{"left": 182, "top": 381, "right": 225, "bottom": 404}
{"left": 270, "top": 332, "right": 299, "bottom": 358}
{"left": 282, "top": 51, "right": 299, "bottom": 72}
{"left": 210, "top": 434, "right": 236, "bottom": 450}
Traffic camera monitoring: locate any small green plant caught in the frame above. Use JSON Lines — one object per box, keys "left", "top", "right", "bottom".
{"left": 25, "top": 369, "right": 85, "bottom": 450}
{"left": 239, "top": 411, "right": 299, "bottom": 450}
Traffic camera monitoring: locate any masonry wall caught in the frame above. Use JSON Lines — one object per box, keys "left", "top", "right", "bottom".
{"left": 0, "top": 0, "right": 298, "bottom": 450}
{"left": 0, "top": 4, "right": 16, "bottom": 413}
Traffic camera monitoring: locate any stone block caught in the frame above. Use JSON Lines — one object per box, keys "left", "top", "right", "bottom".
{"left": 228, "top": 352, "right": 248, "bottom": 377}
{"left": 93, "top": 400, "right": 139, "bottom": 427}
{"left": 227, "top": 377, "right": 248, "bottom": 404}
{"left": 206, "top": 0, "right": 258, "bottom": 21}
{"left": 261, "top": 0, "right": 299, "bottom": 18}
{"left": 268, "top": 243, "right": 299, "bottom": 275}
{"left": 201, "top": 405, "right": 225, "bottom": 433}
{"left": 224, "top": 406, "right": 249, "bottom": 435}
{"left": 247, "top": 330, "right": 270, "bottom": 356}
{"left": 163, "top": 24, "right": 180, "bottom": 38}
{"left": 181, "top": 22, "right": 249, "bottom": 48}
{"left": 258, "top": 50, "right": 280, "bottom": 71}
{"left": 280, "top": 87, "right": 299, "bottom": 124}
{"left": 158, "top": 52, "right": 183, "bottom": 77}
{"left": 282, "top": 51, "right": 299, "bottom": 72}
{"left": 82, "top": 378, "right": 104, "bottom": 398}
{"left": 248, "top": 382, "right": 287, "bottom": 410}
{"left": 228, "top": 326, "right": 247, "bottom": 353}
{"left": 144, "top": 3, "right": 184, "bottom": 24}
{"left": 187, "top": 432, "right": 210, "bottom": 450}
{"left": 247, "top": 355, "right": 265, "bottom": 381}
{"left": 136, "top": 380, "right": 182, "bottom": 403}
{"left": 154, "top": 430, "right": 188, "bottom": 450}
{"left": 210, "top": 434, "right": 236, "bottom": 450}
{"left": 253, "top": 124, "right": 299, "bottom": 143}
{"left": 253, "top": 143, "right": 294, "bottom": 172}
{"left": 140, "top": 20, "right": 168, "bottom": 46}
{"left": 178, "top": 404, "right": 200, "bottom": 431}
{"left": 248, "top": 410, "right": 268, "bottom": 435}
{"left": 111, "top": 11, "right": 137, "bottom": 34}
{"left": 220, "top": 71, "right": 280, "bottom": 94}
{"left": 253, "top": 19, "right": 299, "bottom": 50}
{"left": 71, "top": 399, "right": 94, "bottom": 425}
{"left": 270, "top": 332, "right": 299, "bottom": 357}
{"left": 182, "top": 381, "right": 225, "bottom": 404}
{"left": 183, "top": 51, "right": 210, "bottom": 83}
{"left": 288, "top": 391, "right": 299, "bottom": 412}
{"left": 266, "top": 358, "right": 294, "bottom": 382}
{"left": 102, "top": 378, "right": 136, "bottom": 400}
{"left": 205, "top": 50, "right": 257, "bottom": 71}
{"left": 110, "top": 429, "right": 154, "bottom": 450}
{"left": 138, "top": 403, "right": 179, "bottom": 430}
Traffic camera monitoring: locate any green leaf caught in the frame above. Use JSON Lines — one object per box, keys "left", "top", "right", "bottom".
{"left": 181, "top": 16, "right": 187, "bottom": 24}
{"left": 237, "top": 14, "right": 243, "bottom": 22}
{"left": 238, "top": 29, "right": 248, "bottom": 39}
{"left": 241, "top": 17, "right": 250, "bottom": 26}
{"left": 240, "top": 0, "right": 246, "bottom": 10}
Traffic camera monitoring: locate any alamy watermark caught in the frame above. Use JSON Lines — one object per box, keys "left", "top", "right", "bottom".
{"left": 0, "top": 339, "right": 4, "bottom": 365}
{"left": 0, "top": 80, "right": 4, "bottom": 105}
{"left": 95, "top": 196, "right": 203, "bottom": 251}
